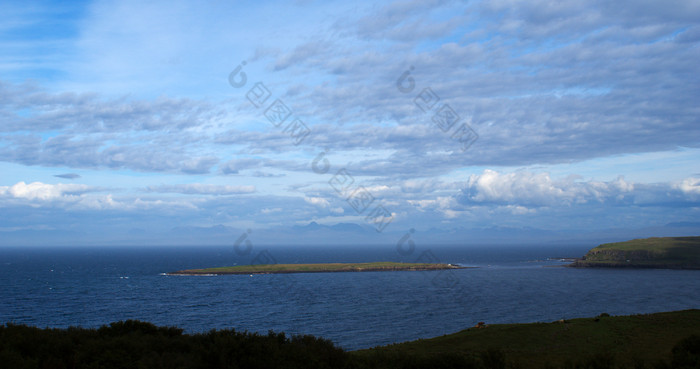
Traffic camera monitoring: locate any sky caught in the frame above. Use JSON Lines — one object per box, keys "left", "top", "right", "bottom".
{"left": 1, "top": 0, "right": 699, "bottom": 247}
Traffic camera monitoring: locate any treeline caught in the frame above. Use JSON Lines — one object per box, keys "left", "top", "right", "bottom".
{"left": 1, "top": 320, "right": 698, "bottom": 369}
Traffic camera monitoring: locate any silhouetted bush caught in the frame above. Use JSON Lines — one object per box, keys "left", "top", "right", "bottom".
{"left": 0, "top": 321, "right": 349, "bottom": 369}
{"left": 2, "top": 322, "right": 698, "bottom": 369}
{"left": 670, "top": 334, "right": 700, "bottom": 368}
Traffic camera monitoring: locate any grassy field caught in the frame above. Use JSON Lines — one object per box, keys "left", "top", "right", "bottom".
{"left": 570, "top": 236, "right": 700, "bottom": 269}
{"left": 2, "top": 311, "right": 699, "bottom": 368}
{"left": 169, "top": 261, "right": 463, "bottom": 275}
{"left": 353, "top": 310, "right": 700, "bottom": 368}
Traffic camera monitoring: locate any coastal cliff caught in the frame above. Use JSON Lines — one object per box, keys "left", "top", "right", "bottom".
{"left": 569, "top": 236, "right": 700, "bottom": 269}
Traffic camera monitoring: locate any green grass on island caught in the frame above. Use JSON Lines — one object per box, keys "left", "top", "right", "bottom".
{"left": 3, "top": 310, "right": 699, "bottom": 368}
{"left": 169, "top": 261, "right": 465, "bottom": 275}
{"left": 569, "top": 236, "right": 700, "bottom": 269}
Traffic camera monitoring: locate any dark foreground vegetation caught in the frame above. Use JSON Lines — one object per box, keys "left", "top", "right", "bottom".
{"left": 0, "top": 321, "right": 345, "bottom": 369}
{"left": 2, "top": 310, "right": 700, "bottom": 369}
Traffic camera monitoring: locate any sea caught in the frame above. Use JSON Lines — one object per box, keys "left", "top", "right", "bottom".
{"left": 1, "top": 244, "right": 699, "bottom": 350}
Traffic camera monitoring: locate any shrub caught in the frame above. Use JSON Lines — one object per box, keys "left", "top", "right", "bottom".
{"left": 671, "top": 334, "right": 700, "bottom": 368}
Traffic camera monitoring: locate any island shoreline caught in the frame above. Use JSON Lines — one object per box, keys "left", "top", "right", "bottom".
{"left": 167, "top": 262, "right": 470, "bottom": 276}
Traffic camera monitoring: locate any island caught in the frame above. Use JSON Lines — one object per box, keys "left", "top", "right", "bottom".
{"left": 569, "top": 236, "right": 700, "bottom": 269}
{"left": 168, "top": 261, "right": 466, "bottom": 275}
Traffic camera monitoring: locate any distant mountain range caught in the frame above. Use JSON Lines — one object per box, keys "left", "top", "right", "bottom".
{"left": 2, "top": 221, "right": 698, "bottom": 247}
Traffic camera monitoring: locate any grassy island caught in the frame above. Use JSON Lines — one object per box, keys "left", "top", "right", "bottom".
{"left": 168, "top": 261, "right": 465, "bottom": 275}
{"left": 569, "top": 236, "right": 700, "bottom": 269}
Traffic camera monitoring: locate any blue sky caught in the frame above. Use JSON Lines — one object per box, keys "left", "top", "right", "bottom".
{"left": 1, "top": 0, "right": 699, "bottom": 246}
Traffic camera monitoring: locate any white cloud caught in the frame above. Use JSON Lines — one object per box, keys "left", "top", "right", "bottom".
{"left": 0, "top": 181, "right": 92, "bottom": 201}
{"left": 408, "top": 196, "right": 454, "bottom": 211}
{"left": 0, "top": 181, "right": 209, "bottom": 212}
{"left": 463, "top": 170, "right": 569, "bottom": 206}
{"left": 676, "top": 177, "right": 700, "bottom": 197}
{"left": 363, "top": 185, "right": 392, "bottom": 194}
{"left": 460, "top": 170, "right": 636, "bottom": 207}
{"left": 304, "top": 196, "right": 330, "bottom": 208}
{"left": 145, "top": 184, "right": 256, "bottom": 195}
{"left": 261, "top": 207, "right": 283, "bottom": 214}
{"left": 505, "top": 205, "right": 537, "bottom": 215}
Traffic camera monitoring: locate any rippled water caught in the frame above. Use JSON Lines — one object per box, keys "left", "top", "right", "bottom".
{"left": 2, "top": 244, "right": 699, "bottom": 350}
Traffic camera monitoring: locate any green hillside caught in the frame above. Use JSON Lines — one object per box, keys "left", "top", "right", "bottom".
{"left": 354, "top": 310, "right": 700, "bottom": 368}
{"left": 569, "top": 236, "right": 700, "bottom": 269}
{"left": 2, "top": 311, "right": 699, "bottom": 368}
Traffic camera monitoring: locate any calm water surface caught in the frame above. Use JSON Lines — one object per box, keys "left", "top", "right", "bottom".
{"left": 1, "top": 244, "right": 699, "bottom": 350}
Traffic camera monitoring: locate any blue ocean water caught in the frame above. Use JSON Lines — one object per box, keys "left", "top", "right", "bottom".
{"left": 1, "top": 244, "right": 699, "bottom": 350}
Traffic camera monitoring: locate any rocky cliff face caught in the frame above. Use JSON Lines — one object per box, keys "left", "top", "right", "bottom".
{"left": 569, "top": 237, "right": 700, "bottom": 269}
{"left": 570, "top": 248, "right": 698, "bottom": 269}
{"left": 582, "top": 249, "right": 662, "bottom": 262}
